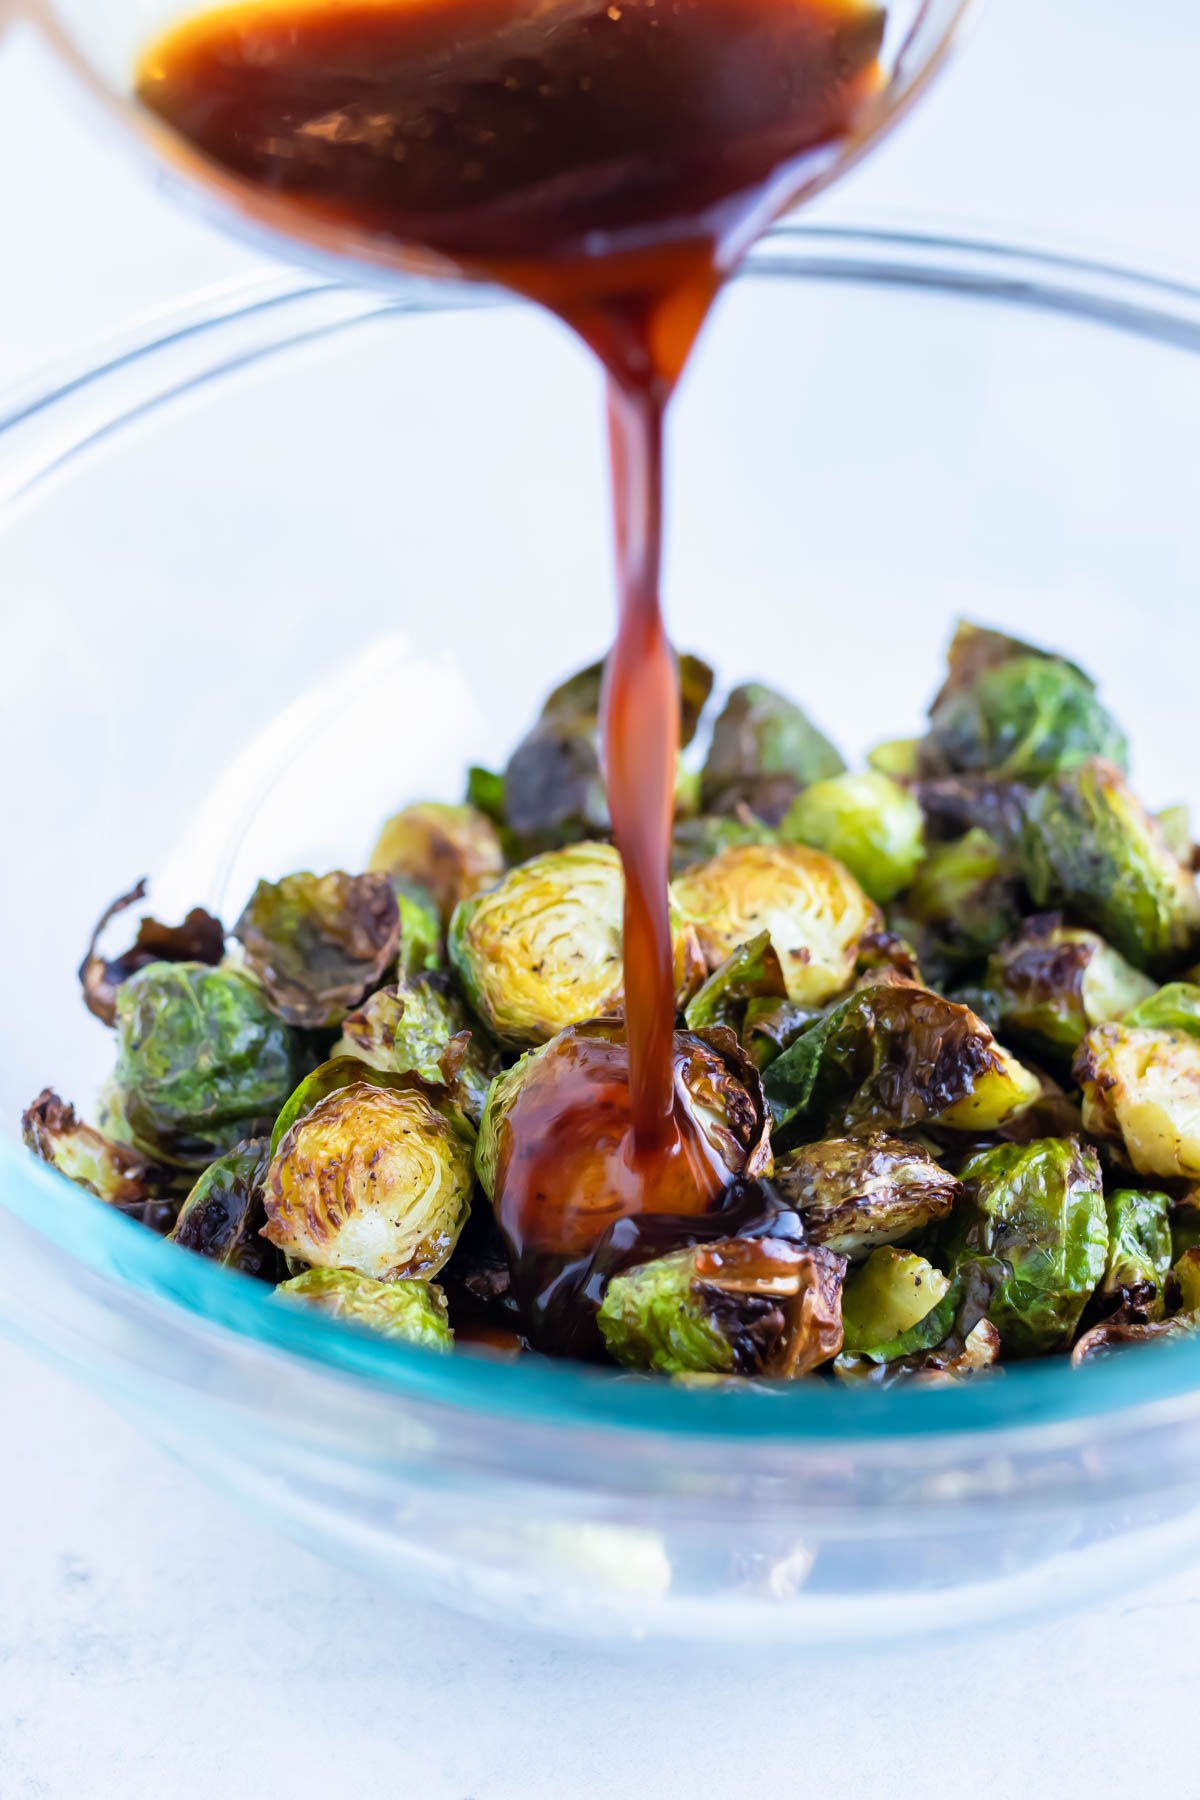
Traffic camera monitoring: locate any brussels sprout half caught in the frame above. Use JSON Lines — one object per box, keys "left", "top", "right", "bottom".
{"left": 264, "top": 1070, "right": 475, "bottom": 1281}
{"left": 840, "top": 1248, "right": 954, "bottom": 1361}
{"left": 22, "top": 1088, "right": 176, "bottom": 1229}
{"left": 1100, "top": 1188, "right": 1173, "bottom": 1320}
{"left": 114, "top": 962, "right": 307, "bottom": 1169}
{"left": 924, "top": 654, "right": 1127, "bottom": 781}
{"left": 947, "top": 1139, "right": 1108, "bottom": 1356}
{"left": 763, "top": 982, "right": 1040, "bottom": 1142}
{"left": 1021, "top": 759, "right": 1200, "bottom": 973}
{"left": 700, "top": 682, "right": 845, "bottom": 817}
{"left": 672, "top": 842, "right": 879, "bottom": 1008}
{"left": 170, "top": 1138, "right": 282, "bottom": 1281}
{"left": 369, "top": 802, "right": 505, "bottom": 926}
{"left": 1075, "top": 1023, "right": 1200, "bottom": 1180}
{"left": 980, "top": 916, "right": 1155, "bottom": 1063}
{"left": 781, "top": 771, "right": 925, "bottom": 905}
{"left": 597, "top": 1237, "right": 846, "bottom": 1378}
{"left": 276, "top": 1267, "right": 453, "bottom": 1350}
{"left": 773, "top": 1132, "right": 960, "bottom": 1260}
{"left": 335, "top": 976, "right": 500, "bottom": 1123}
{"left": 232, "top": 870, "right": 400, "bottom": 1028}
{"left": 450, "top": 840, "right": 703, "bottom": 1048}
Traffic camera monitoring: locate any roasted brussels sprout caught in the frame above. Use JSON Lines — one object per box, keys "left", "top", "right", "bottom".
{"left": 1099, "top": 1188, "right": 1173, "bottom": 1320}
{"left": 924, "top": 653, "right": 1127, "bottom": 781}
{"left": 501, "top": 652, "right": 714, "bottom": 852}
{"left": 232, "top": 870, "right": 399, "bottom": 1028}
{"left": 369, "top": 802, "right": 504, "bottom": 926}
{"left": 169, "top": 1137, "right": 282, "bottom": 1281}
{"left": 781, "top": 771, "right": 924, "bottom": 905}
{"left": 335, "top": 976, "right": 499, "bottom": 1123}
{"left": 1123, "top": 982, "right": 1200, "bottom": 1037}
{"left": 1075, "top": 1022, "right": 1200, "bottom": 1180}
{"left": 947, "top": 1139, "right": 1108, "bottom": 1356}
{"left": 263, "top": 1068, "right": 475, "bottom": 1280}
{"left": 773, "top": 1132, "right": 960, "bottom": 1260}
{"left": 113, "top": 962, "right": 306, "bottom": 1168}
{"left": 1073, "top": 1250, "right": 1200, "bottom": 1362}
{"left": 700, "top": 683, "right": 844, "bottom": 817}
{"left": 839, "top": 1248, "right": 954, "bottom": 1361}
{"left": 763, "top": 982, "right": 1040, "bottom": 1141}
{"left": 928, "top": 619, "right": 1089, "bottom": 712}
{"left": 980, "top": 916, "right": 1155, "bottom": 1062}
{"left": 683, "top": 931, "right": 788, "bottom": 1036}
{"left": 672, "top": 843, "right": 879, "bottom": 1007}
{"left": 21, "top": 1088, "right": 175, "bottom": 1228}
{"left": 78, "top": 878, "right": 225, "bottom": 1027}
{"left": 1157, "top": 804, "right": 1194, "bottom": 865}
{"left": 894, "top": 829, "right": 1022, "bottom": 978}
{"left": 670, "top": 812, "right": 778, "bottom": 877}
{"left": 1021, "top": 759, "right": 1200, "bottom": 972}
{"left": 450, "top": 841, "right": 702, "bottom": 1047}
{"left": 867, "top": 738, "right": 920, "bottom": 780}
{"left": 597, "top": 1237, "right": 845, "bottom": 1378}
{"left": 276, "top": 1267, "right": 453, "bottom": 1350}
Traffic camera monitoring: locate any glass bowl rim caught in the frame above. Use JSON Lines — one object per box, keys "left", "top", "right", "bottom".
{"left": 7, "top": 220, "right": 1200, "bottom": 1445}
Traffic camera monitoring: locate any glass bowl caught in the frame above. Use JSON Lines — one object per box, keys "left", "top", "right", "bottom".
{"left": 6, "top": 225, "right": 1200, "bottom": 1646}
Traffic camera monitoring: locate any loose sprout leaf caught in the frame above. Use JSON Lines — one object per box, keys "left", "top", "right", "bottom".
{"left": 114, "top": 962, "right": 307, "bottom": 1169}
{"left": 233, "top": 870, "right": 400, "bottom": 1029}
{"left": 465, "top": 764, "right": 507, "bottom": 825}
{"left": 393, "top": 881, "right": 443, "bottom": 975}
{"left": 598, "top": 1237, "right": 845, "bottom": 1378}
{"left": 22, "top": 1088, "right": 176, "bottom": 1228}
{"left": 1075, "top": 1022, "right": 1200, "bottom": 1180}
{"left": 277, "top": 1267, "right": 453, "bottom": 1350}
{"left": 774, "top": 1132, "right": 960, "bottom": 1260}
{"left": 1021, "top": 759, "right": 1200, "bottom": 973}
{"left": 369, "top": 802, "right": 505, "bottom": 926}
{"left": 683, "top": 930, "right": 787, "bottom": 1034}
{"left": 947, "top": 1139, "right": 1108, "bottom": 1356}
{"left": 672, "top": 842, "right": 880, "bottom": 1007}
{"left": 79, "top": 878, "right": 225, "bottom": 1027}
{"left": 700, "top": 682, "right": 845, "bottom": 816}
{"left": 763, "top": 982, "right": 1039, "bottom": 1141}
{"left": 170, "top": 1137, "right": 281, "bottom": 1281}
{"left": 450, "top": 840, "right": 703, "bottom": 1047}
{"left": 782, "top": 771, "right": 925, "bottom": 904}
{"left": 264, "top": 1079, "right": 475, "bottom": 1280}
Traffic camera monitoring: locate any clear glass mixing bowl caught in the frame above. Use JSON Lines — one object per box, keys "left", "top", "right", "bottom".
{"left": 5, "top": 225, "right": 1200, "bottom": 1646}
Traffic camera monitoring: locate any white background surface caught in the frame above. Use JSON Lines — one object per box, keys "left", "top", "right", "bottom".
{"left": 3, "top": 1, "right": 1200, "bottom": 1794}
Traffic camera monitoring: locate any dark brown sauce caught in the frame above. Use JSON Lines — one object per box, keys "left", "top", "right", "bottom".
{"left": 138, "top": 0, "right": 885, "bottom": 1344}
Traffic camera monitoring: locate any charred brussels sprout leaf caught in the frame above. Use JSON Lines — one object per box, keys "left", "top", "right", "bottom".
{"left": 335, "top": 976, "right": 499, "bottom": 1123}
{"left": 773, "top": 1131, "right": 960, "bottom": 1260}
{"left": 598, "top": 1237, "right": 845, "bottom": 1378}
{"left": 1075, "top": 1023, "right": 1200, "bottom": 1180}
{"left": 683, "top": 930, "right": 788, "bottom": 1035}
{"left": 22, "top": 1088, "right": 176, "bottom": 1228}
{"left": 1021, "top": 759, "right": 1200, "bottom": 973}
{"left": 763, "top": 983, "right": 1039, "bottom": 1141}
{"left": 264, "top": 1076, "right": 474, "bottom": 1280}
{"left": 233, "top": 870, "right": 400, "bottom": 1029}
{"left": 1101, "top": 1188, "right": 1172, "bottom": 1320}
{"left": 781, "top": 771, "right": 924, "bottom": 905}
{"left": 840, "top": 1248, "right": 954, "bottom": 1361}
{"left": 114, "top": 962, "right": 305, "bottom": 1168}
{"left": 981, "top": 915, "right": 1154, "bottom": 1062}
{"left": 450, "top": 841, "right": 702, "bottom": 1047}
{"left": 276, "top": 1267, "right": 453, "bottom": 1350}
{"left": 672, "top": 842, "right": 879, "bottom": 1007}
{"left": 369, "top": 802, "right": 505, "bottom": 926}
{"left": 894, "top": 829, "right": 1022, "bottom": 979}
{"left": 925, "top": 655, "right": 1127, "bottom": 781}
{"left": 394, "top": 882, "right": 443, "bottom": 976}
{"left": 1123, "top": 982, "right": 1200, "bottom": 1038}
{"left": 169, "top": 1137, "right": 281, "bottom": 1280}
{"left": 836, "top": 1317, "right": 1002, "bottom": 1387}
{"left": 79, "top": 878, "right": 225, "bottom": 1026}
{"left": 948, "top": 1139, "right": 1108, "bottom": 1356}
{"left": 700, "top": 683, "right": 845, "bottom": 817}
{"left": 465, "top": 764, "right": 507, "bottom": 826}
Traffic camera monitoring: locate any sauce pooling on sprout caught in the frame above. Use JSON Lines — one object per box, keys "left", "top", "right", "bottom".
{"left": 138, "top": 0, "right": 887, "bottom": 1316}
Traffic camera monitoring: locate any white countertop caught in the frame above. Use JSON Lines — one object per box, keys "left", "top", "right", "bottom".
{"left": 4, "top": 3, "right": 1200, "bottom": 1793}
